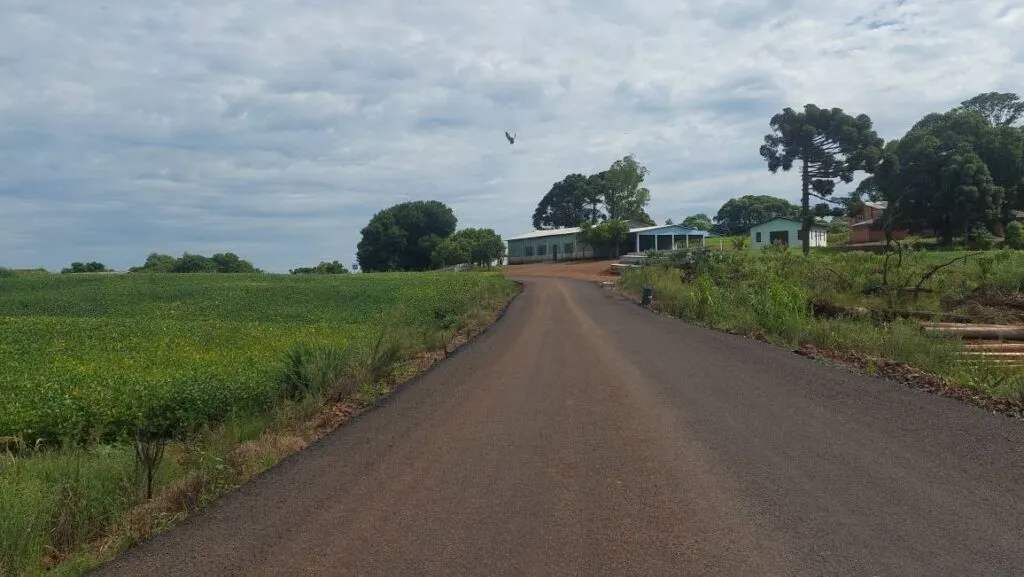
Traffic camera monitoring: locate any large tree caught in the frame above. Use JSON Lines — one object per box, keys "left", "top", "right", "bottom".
{"left": 602, "top": 155, "right": 652, "bottom": 222}
{"left": 356, "top": 200, "right": 457, "bottom": 272}
{"left": 976, "top": 120, "right": 1024, "bottom": 223}
{"left": 532, "top": 173, "right": 603, "bottom": 229}
{"left": 432, "top": 228, "right": 505, "bottom": 268}
{"left": 713, "top": 195, "right": 799, "bottom": 236}
{"left": 874, "top": 111, "right": 1005, "bottom": 245}
{"left": 957, "top": 91, "right": 1024, "bottom": 127}
{"left": 681, "top": 213, "right": 713, "bottom": 231}
{"left": 531, "top": 155, "right": 654, "bottom": 229}
{"left": 760, "top": 104, "right": 884, "bottom": 254}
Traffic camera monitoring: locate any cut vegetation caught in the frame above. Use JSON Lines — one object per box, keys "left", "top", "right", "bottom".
{"left": 0, "top": 271, "right": 517, "bottom": 576}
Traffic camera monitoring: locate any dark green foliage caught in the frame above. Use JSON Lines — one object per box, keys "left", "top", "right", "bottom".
{"left": 61, "top": 262, "right": 108, "bottom": 274}
{"left": 760, "top": 104, "right": 884, "bottom": 255}
{"left": 130, "top": 252, "right": 258, "bottom": 273}
{"left": 170, "top": 253, "right": 218, "bottom": 273}
{"left": 356, "top": 200, "right": 457, "bottom": 272}
{"left": 714, "top": 195, "right": 799, "bottom": 235}
{"left": 431, "top": 228, "right": 505, "bottom": 268}
{"left": 681, "top": 213, "right": 713, "bottom": 231}
{"left": 132, "top": 253, "right": 177, "bottom": 272}
{"left": 289, "top": 261, "right": 349, "bottom": 274}
{"left": 875, "top": 110, "right": 1007, "bottom": 245}
{"left": 1006, "top": 221, "right": 1024, "bottom": 250}
{"left": 968, "top": 225, "right": 997, "bottom": 250}
{"left": 579, "top": 219, "right": 630, "bottom": 258}
{"left": 603, "top": 155, "right": 653, "bottom": 222}
{"left": 532, "top": 173, "right": 604, "bottom": 229}
{"left": 957, "top": 91, "right": 1024, "bottom": 126}
{"left": 211, "top": 253, "right": 258, "bottom": 273}
{"left": 531, "top": 155, "right": 654, "bottom": 229}
{"left": 828, "top": 218, "right": 849, "bottom": 234}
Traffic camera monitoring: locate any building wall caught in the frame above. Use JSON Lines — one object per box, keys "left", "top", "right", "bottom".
{"left": 850, "top": 226, "right": 909, "bottom": 244}
{"left": 506, "top": 233, "right": 594, "bottom": 264}
{"left": 750, "top": 220, "right": 827, "bottom": 248}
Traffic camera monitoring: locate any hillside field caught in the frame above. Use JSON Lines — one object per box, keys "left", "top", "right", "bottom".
{"left": 0, "top": 271, "right": 517, "bottom": 444}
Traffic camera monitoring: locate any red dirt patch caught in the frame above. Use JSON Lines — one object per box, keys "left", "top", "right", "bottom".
{"left": 504, "top": 260, "right": 620, "bottom": 282}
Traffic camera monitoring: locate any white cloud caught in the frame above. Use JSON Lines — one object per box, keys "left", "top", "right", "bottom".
{"left": 0, "top": 0, "right": 1021, "bottom": 271}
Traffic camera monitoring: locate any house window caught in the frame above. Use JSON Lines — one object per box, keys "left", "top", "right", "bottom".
{"left": 797, "top": 229, "right": 805, "bottom": 241}
{"left": 755, "top": 232, "right": 762, "bottom": 243}
{"left": 537, "top": 244, "right": 547, "bottom": 256}
{"left": 769, "top": 230, "right": 789, "bottom": 246}
{"left": 564, "top": 242, "right": 574, "bottom": 254}
{"left": 524, "top": 246, "right": 534, "bottom": 257}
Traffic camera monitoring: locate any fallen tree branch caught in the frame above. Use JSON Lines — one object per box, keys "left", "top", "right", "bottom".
{"left": 911, "top": 252, "right": 984, "bottom": 297}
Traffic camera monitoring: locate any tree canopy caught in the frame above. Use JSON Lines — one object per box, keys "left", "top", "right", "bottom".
{"left": 872, "top": 109, "right": 1009, "bottom": 245}
{"left": 760, "top": 104, "right": 884, "bottom": 254}
{"left": 61, "top": 261, "right": 108, "bottom": 274}
{"left": 957, "top": 91, "right": 1024, "bottom": 127}
{"left": 128, "top": 252, "right": 258, "bottom": 273}
{"left": 713, "top": 195, "right": 799, "bottom": 235}
{"left": 531, "top": 155, "right": 654, "bottom": 229}
{"left": 680, "top": 213, "right": 713, "bottom": 231}
{"left": 356, "top": 200, "right": 457, "bottom": 272}
{"left": 431, "top": 227, "right": 505, "bottom": 268}
{"left": 290, "top": 261, "right": 349, "bottom": 274}
{"left": 532, "top": 173, "right": 603, "bottom": 229}
{"left": 602, "top": 155, "right": 653, "bottom": 222}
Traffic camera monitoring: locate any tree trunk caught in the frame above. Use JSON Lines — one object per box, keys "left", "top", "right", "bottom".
{"left": 801, "top": 159, "right": 811, "bottom": 256}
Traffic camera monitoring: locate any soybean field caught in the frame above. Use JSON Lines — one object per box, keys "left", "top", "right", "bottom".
{"left": 0, "top": 272, "right": 516, "bottom": 445}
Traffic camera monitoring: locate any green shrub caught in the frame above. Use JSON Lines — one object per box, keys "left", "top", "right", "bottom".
{"left": 968, "top": 226, "right": 997, "bottom": 250}
{"left": 278, "top": 343, "right": 356, "bottom": 401}
{"left": 1005, "top": 221, "right": 1024, "bottom": 250}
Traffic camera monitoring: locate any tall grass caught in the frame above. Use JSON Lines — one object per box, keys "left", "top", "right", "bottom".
{"left": 621, "top": 247, "right": 1024, "bottom": 401}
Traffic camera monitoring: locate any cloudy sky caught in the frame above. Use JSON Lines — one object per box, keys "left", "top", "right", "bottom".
{"left": 1, "top": 1, "right": 1021, "bottom": 272}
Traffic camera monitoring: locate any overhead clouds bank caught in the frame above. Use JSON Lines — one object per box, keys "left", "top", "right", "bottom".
{"left": 1, "top": 0, "right": 1021, "bottom": 271}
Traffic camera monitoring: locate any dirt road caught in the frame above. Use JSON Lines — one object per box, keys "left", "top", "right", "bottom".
{"left": 94, "top": 277, "right": 1024, "bottom": 576}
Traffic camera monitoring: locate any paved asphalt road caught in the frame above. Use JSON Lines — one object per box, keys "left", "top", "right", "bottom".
{"left": 94, "top": 277, "right": 1024, "bottom": 576}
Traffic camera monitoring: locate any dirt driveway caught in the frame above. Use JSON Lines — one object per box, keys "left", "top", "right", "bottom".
{"left": 502, "top": 259, "right": 620, "bottom": 282}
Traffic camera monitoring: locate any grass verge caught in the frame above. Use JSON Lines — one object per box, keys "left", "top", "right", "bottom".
{"left": 616, "top": 248, "right": 1024, "bottom": 414}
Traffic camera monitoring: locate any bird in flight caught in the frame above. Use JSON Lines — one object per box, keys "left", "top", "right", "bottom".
{"left": 505, "top": 131, "right": 516, "bottom": 145}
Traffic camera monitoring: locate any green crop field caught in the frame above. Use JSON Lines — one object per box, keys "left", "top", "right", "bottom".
{"left": 0, "top": 272, "right": 517, "bottom": 445}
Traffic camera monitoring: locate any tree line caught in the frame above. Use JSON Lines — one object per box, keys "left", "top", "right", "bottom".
{"left": 528, "top": 91, "right": 1023, "bottom": 256}
{"left": 532, "top": 154, "right": 656, "bottom": 229}
{"left": 60, "top": 253, "right": 356, "bottom": 275}
{"left": 759, "top": 91, "right": 1024, "bottom": 253}
{"left": 355, "top": 200, "right": 505, "bottom": 272}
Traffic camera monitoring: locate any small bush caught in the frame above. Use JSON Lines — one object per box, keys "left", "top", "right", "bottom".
{"left": 278, "top": 344, "right": 356, "bottom": 401}
{"left": 1005, "top": 221, "right": 1024, "bottom": 250}
{"left": 968, "top": 226, "right": 997, "bottom": 250}
{"left": 0, "top": 267, "right": 14, "bottom": 278}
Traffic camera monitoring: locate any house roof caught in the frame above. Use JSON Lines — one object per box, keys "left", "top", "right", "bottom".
{"left": 506, "top": 221, "right": 709, "bottom": 241}
{"left": 505, "top": 227, "right": 584, "bottom": 241}
{"left": 864, "top": 201, "right": 888, "bottom": 210}
{"left": 630, "top": 224, "right": 713, "bottom": 236}
{"left": 750, "top": 217, "right": 828, "bottom": 230}
{"left": 849, "top": 219, "right": 877, "bottom": 228}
